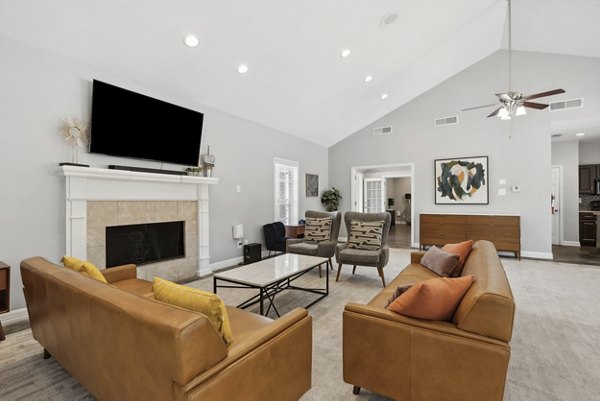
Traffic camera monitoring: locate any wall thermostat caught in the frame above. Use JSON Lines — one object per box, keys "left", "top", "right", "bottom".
{"left": 511, "top": 186, "right": 520, "bottom": 193}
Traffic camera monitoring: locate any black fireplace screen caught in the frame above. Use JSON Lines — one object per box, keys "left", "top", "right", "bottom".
{"left": 106, "top": 221, "right": 185, "bottom": 267}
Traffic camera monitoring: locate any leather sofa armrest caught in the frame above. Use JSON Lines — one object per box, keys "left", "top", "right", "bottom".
{"left": 101, "top": 264, "right": 137, "bottom": 283}
{"left": 411, "top": 251, "right": 425, "bottom": 264}
{"left": 286, "top": 238, "right": 304, "bottom": 251}
{"left": 178, "top": 307, "right": 311, "bottom": 393}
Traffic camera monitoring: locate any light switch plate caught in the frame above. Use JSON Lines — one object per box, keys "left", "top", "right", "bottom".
{"left": 498, "top": 188, "right": 507, "bottom": 196}
{"left": 499, "top": 178, "right": 507, "bottom": 185}
{"left": 236, "top": 185, "right": 241, "bottom": 193}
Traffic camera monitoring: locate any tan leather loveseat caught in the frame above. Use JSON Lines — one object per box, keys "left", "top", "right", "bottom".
{"left": 21, "top": 257, "right": 312, "bottom": 401}
{"left": 343, "top": 240, "right": 515, "bottom": 401}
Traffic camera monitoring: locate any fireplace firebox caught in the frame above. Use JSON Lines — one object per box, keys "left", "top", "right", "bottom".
{"left": 106, "top": 221, "right": 185, "bottom": 267}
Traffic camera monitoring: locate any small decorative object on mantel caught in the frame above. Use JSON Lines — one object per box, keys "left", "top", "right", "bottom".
{"left": 186, "top": 167, "right": 203, "bottom": 176}
{"left": 59, "top": 116, "right": 90, "bottom": 167}
{"left": 321, "top": 187, "right": 342, "bottom": 212}
{"left": 202, "top": 146, "right": 215, "bottom": 177}
{"left": 435, "top": 156, "right": 488, "bottom": 204}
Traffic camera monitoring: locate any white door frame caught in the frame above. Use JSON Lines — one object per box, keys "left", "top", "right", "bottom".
{"left": 350, "top": 163, "right": 416, "bottom": 248}
{"left": 551, "top": 165, "right": 563, "bottom": 246}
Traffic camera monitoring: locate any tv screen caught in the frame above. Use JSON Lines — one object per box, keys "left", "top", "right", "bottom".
{"left": 90, "top": 80, "right": 204, "bottom": 166}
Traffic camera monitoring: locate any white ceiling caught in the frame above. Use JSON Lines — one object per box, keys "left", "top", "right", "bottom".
{"left": 551, "top": 117, "right": 600, "bottom": 143}
{"left": 1, "top": 0, "right": 599, "bottom": 147}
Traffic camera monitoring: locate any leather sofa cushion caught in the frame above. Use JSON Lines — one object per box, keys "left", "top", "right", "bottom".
{"left": 338, "top": 248, "right": 380, "bottom": 264}
{"left": 153, "top": 277, "right": 234, "bottom": 346}
{"left": 287, "top": 242, "right": 319, "bottom": 256}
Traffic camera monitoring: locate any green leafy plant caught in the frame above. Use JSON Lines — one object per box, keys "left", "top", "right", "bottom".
{"left": 321, "top": 187, "right": 342, "bottom": 212}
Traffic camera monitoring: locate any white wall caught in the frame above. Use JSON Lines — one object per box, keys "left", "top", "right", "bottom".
{"left": 551, "top": 141, "right": 579, "bottom": 242}
{"left": 329, "top": 50, "right": 600, "bottom": 258}
{"left": 579, "top": 141, "right": 600, "bottom": 165}
{"left": 0, "top": 35, "right": 328, "bottom": 310}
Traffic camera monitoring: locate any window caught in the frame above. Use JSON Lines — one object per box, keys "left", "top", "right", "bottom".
{"left": 274, "top": 158, "right": 299, "bottom": 225}
{"left": 364, "top": 178, "right": 384, "bottom": 213}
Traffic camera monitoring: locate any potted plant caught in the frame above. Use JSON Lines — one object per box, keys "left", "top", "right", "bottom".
{"left": 321, "top": 187, "right": 342, "bottom": 212}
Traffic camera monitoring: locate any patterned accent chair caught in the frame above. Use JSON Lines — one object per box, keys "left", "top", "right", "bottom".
{"left": 335, "top": 211, "right": 392, "bottom": 287}
{"left": 287, "top": 210, "right": 342, "bottom": 277}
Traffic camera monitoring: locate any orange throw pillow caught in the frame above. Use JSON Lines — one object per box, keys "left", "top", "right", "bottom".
{"left": 442, "top": 240, "right": 474, "bottom": 276}
{"left": 387, "top": 276, "right": 475, "bottom": 321}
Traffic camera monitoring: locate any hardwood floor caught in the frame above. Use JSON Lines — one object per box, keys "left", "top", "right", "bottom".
{"left": 552, "top": 245, "right": 600, "bottom": 266}
{"left": 388, "top": 223, "right": 412, "bottom": 249}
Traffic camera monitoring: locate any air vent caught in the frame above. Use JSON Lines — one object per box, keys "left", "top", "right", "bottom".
{"left": 373, "top": 126, "right": 392, "bottom": 136}
{"left": 551, "top": 133, "right": 562, "bottom": 138}
{"left": 549, "top": 98, "right": 583, "bottom": 112}
{"left": 434, "top": 115, "right": 458, "bottom": 127}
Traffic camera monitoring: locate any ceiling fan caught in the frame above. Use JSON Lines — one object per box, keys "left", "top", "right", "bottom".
{"left": 463, "top": 0, "right": 565, "bottom": 119}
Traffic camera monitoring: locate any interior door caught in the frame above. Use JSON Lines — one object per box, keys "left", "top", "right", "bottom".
{"left": 354, "top": 172, "right": 364, "bottom": 212}
{"left": 551, "top": 166, "right": 561, "bottom": 245}
{"left": 364, "top": 178, "right": 384, "bottom": 213}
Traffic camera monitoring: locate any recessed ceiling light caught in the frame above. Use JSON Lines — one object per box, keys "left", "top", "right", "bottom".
{"left": 380, "top": 12, "right": 399, "bottom": 29}
{"left": 576, "top": 132, "right": 586, "bottom": 137}
{"left": 340, "top": 49, "right": 351, "bottom": 58}
{"left": 380, "top": 93, "right": 388, "bottom": 100}
{"left": 237, "top": 64, "right": 249, "bottom": 74}
{"left": 184, "top": 35, "right": 199, "bottom": 48}
{"left": 364, "top": 75, "right": 373, "bottom": 83}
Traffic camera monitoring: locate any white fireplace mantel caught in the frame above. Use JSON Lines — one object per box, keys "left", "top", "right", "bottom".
{"left": 59, "top": 166, "right": 218, "bottom": 276}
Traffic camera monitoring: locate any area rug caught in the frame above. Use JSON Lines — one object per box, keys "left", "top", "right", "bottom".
{"left": 1, "top": 249, "right": 599, "bottom": 400}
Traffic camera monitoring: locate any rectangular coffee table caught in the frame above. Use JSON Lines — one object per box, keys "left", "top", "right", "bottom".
{"left": 213, "top": 254, "right": 329, "bottom": 317}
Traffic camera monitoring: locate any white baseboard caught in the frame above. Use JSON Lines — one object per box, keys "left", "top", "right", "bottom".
{"left": 208, "top": 256, "right": 243, "bottom": 274}
{"left": 338, "top": 236, "right": 347, "bottom": 242}
{"left": 560, "top": 241, "right": 580, "bottom": 247}
{"left": 412, "top": 242, "right": 420, "bottom": 249}
{"left": 520, "top": 251, "right": 553, "bottom": 260}
{"left": 1, "top": 307, "right": 29, "bottom": 326}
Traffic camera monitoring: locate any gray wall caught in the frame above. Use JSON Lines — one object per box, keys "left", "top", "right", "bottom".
{"left": 329, "top": 50, "right": 600, "bottom": 257}
{"left": 579, "top": 141, "right": 600, "bottom": 164}
{"left": 551, "top": 141, "right": 579, "bottom": 242}
{"left": 0, "top": 35, "right": 327, "bottom": 310}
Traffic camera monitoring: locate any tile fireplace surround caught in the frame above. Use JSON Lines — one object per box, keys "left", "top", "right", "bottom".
{"left": 59, "top": 166, "right": 218, "bottom": 280}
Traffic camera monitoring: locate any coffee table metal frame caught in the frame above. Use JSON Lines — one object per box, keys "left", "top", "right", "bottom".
{"left": 213, "top": 254, "right": 329, "bottom": 317}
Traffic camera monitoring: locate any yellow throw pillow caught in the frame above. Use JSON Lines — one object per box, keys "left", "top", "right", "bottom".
{"left": 153, "top": 277, "right": 233, "bottom": 346}
{"left": 61, "top": 256, "right": 108, "bottom": 284}
{"left": 61, "top": 256, "right": 83, "bottom": 270}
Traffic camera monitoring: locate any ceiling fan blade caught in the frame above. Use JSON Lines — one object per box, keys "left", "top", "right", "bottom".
{"left": 487, "top": 107, "right": 502, "bottom": 118}
{"left": 495, "top": 93, "right": 512, "bottom": 101}
{"left": 523, "top": 101, "right": 549, "bottom": 110}
{"left": 524, "top": 88, "right": 565, "bottom": 100}
{"left": 462, "top": 104, "right": 497, "bottom": 112}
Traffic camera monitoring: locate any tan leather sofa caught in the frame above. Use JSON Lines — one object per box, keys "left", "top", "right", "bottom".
{"left": 343, "top": 240, "right": 515, "bottom": 401}
{"left": 21, "top": 257, "right": 312, "bottom": 401}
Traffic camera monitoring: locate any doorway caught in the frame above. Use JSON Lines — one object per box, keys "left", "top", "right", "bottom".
{"left": 350, "top": 163, "right": 415, "bottom": 248}
{"left": 551, "top": 165, "right": 562, "bottom": 245}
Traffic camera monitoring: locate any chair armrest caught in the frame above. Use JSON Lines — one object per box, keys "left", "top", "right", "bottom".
{"left": 411, "top": 251, "right": 425, "bottom": 264}
{"left": 286, "top": 238, "right": 304, "bottom": 251}
{"left": 379, "top": 246, "right": 390, "bottom": 267}
{"left": 101, "top": 264, "right": 137, "bottom": 283}
{"left": 335, "top": 243, "right": 349, "bottom": 259}
{"left": 316, "top": 240, "right": 337, "bottom": 257}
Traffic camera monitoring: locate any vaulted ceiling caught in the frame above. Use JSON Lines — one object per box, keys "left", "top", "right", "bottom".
{"left": 1, "top": 0, "right": 598, "bottom": 147}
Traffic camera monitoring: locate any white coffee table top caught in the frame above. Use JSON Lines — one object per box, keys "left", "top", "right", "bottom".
{"left": 214, "top": 253, "right": 328, "bottom": 287}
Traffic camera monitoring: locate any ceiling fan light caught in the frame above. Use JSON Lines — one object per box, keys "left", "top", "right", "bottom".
{"left": 498, "top": 107, "right": 510, "bottom": 119}
{"left": 515, "top": 105, "right": 527, "bottom": 116}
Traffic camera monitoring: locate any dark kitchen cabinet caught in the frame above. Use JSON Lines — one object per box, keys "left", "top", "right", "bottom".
{"left": 579, "top": 165, "right": 596, "bottom": 194}
{"left": 579, "top": 213, "right": 597, "bottom": 247}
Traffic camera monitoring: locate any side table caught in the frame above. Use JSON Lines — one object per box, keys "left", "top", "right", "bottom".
{"left": 0, "top": 261, "right": 10, "bottom": 341}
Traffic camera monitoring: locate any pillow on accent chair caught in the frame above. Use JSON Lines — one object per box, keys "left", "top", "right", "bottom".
{"left": 347, "top": 220, "right": 385, "bottom": 250}
{"left": 304, "top": 217, "right": 332, "bottom": 243}
{"left": 385, "top": 284, "right": 413, "bottom": 307}
{"left": 442, "top": 240, "right": 474, "bottom": 276}
{"left": 420, "top": 246, "right": 459, "bottom": 277}
{"left": 387, "top": 276, "right": 475, "bottom": 321}
{"left": 153, "top": 277, "right": 234, "bottom": 346}
{"left": 61, "top": 256, "right": 108, "bottom": 284}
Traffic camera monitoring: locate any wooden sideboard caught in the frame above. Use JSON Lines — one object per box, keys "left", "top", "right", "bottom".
{"left": 420, "top": 214, "right": 520, "bottom": 259}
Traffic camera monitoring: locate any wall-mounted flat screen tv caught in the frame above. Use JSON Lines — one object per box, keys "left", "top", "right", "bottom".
{"left": 90, "top": 80, "right": 204, "bottom": 166}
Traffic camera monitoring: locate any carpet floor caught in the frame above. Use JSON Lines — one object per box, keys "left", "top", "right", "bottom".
{"left": 1, "top": 249, "right": 599, "bottom": 400}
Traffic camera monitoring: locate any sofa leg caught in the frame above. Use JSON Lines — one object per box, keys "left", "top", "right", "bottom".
{"left": 377, "top": 267, "right": 386, "bottom": 287}
{"left": 352, "top": 385, "right": 361, "bottom": 395}
{"left": 336, "top": 264, "right": 343, "bottom": 282}
{"left": 43, "top": 349, "right": 51, "bottom": 359}
{"left": 352, "top": 265, "right": 357, "bottom": 275}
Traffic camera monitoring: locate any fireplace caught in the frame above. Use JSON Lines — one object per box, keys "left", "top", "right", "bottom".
{"left": 106, "top": 221, "right": 185, "bottom": 267}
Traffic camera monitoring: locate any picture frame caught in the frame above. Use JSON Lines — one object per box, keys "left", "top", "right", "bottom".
{"left": 434, "top": 156, "right": 488, "bottom": 204}
{"left": 305, "top": 173, "right": 319, "bottom": 197}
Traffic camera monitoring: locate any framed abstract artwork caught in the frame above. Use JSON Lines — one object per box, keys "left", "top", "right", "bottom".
{"left": 306, "top": 173, "right": 319, "bottom": 197}
{"left": 434, "top": 156, "right": 488, "bottom": 204}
